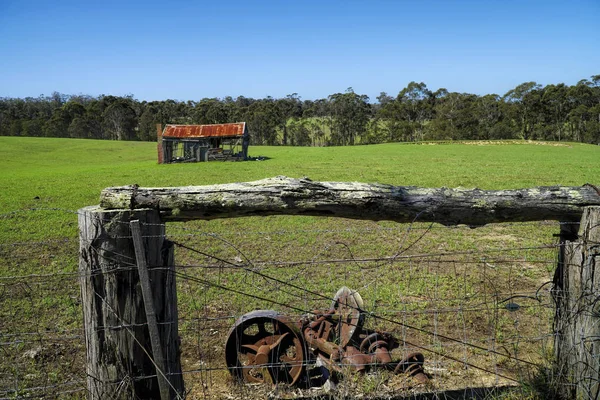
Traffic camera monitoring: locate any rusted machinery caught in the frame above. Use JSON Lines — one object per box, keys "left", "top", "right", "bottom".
{"left": 225, "top": 287, "right": 428, "bottom": 387}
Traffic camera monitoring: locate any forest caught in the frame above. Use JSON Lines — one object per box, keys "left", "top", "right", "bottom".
{"left": 1, "top": 75, "right": 599, "bottom": 146}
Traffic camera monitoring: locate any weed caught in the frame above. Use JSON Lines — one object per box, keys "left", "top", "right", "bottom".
{"left": 1, "top": 138, "right": 598, "bottom": 398}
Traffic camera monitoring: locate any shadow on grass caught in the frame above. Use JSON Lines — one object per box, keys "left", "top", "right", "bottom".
{"left": 246, "top": 156, "right": 271, "bottom": 161}
{"left": 298, "top": 370, "right": 560, "bottom": 400}
{"left": 301, "top": 385, "right": 531, "bottom": 399}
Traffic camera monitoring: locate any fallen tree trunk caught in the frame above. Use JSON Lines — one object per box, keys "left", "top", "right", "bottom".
{"left": 99, "top": 176, "right": 600, "bottom": 226}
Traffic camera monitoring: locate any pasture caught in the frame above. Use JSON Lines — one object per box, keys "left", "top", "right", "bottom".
{"left": 1, "top": 137, "right": 599, "bottom": 399}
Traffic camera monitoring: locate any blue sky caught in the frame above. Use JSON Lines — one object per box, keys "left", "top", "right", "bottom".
{"left": 1, "top": 0, "right": 598, "bottom": 102}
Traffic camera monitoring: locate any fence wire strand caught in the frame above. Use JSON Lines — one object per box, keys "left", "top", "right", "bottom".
{"left": 1, "top": 207, "right": 586, "bottom": 398}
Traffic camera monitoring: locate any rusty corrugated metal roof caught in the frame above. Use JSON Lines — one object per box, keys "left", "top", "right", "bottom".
{"left": 163, "top": 123, "right": 246, "bottom": 138}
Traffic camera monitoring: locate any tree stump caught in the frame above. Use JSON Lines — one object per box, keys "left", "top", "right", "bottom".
{"left": 78, "top": 206, "right": 183, "bottom": 399}
{"left": 553, "top": 206, "right": 600, "bottom": 399}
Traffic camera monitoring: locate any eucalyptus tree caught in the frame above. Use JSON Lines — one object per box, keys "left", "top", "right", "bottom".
{"left": 474, "top": 94, "right": 503, "bottom": 140}
{"left": 396, "top": 82, "right": 433, "bottom": 141}
{"left": 328, "top": 88, "right": 371, "bottom": 145}
{"left": 503, "top": 82, "right": 543, "bottom": 140}
{"left": 568, "top": 77, "right": 600, "bottom": 143}
{"left": 44, "top": 100, "right": 85, "bottom": 137}
{"left": 245, "top": 99, "right": 279, "bottom": 145}
{"left": 193, "top": 98, "right": 226, "bottom": 125}
{"left": 276, "top": 93, "right": 303, "bottom": 145}
{"left": 3, "top": 74, "right": 600, "bottom": 144}
{"left": 376, "top": 99, "right": 405, "bottom": 142}
{"left": 373, "top": 92, "right": 394, "bottom": 114}
{"left": 101, "top": 96, "right": 137, "bottom": 141}
{"left": 302, "top": 98, "right": 329, "bottom": 118}
{"left": 287, "top": 118, "right": 311, "bottom": 146}
{"left": 137, "top": 102, "right": 160, "bottom": 141}
{"left": 306, "top": 119, "right": 326, "bottom": 146}
{"left": 428, "top": 92, "right": 481, "bottom": 140}
{"left": 541, "top": 83, "right": 570, "bottom": 141}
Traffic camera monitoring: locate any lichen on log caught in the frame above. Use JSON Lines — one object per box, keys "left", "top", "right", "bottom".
{"left": 99, "top": 176, "right": 600, "bottom": 226}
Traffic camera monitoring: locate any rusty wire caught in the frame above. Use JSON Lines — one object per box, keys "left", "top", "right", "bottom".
{"left": 1, "top": 208, "right": 565, "bottom": 397}
{"left": 172, "top": 239, "right": 542, "bottom": 367}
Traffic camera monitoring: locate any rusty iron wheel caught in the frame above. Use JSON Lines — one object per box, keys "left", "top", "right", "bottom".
{"left": 331, "top": 287, "right": 364, "bottom": 347}
{"left": 224, "top": 310, "right": 306, "bottom": 385}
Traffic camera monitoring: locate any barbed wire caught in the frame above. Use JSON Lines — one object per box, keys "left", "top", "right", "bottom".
{"left": 2, "top": 209, "right": 586, "bottom": 398}
{"left": 89, "top": 288, "right": 185, "bottom": 400}
{"left": 0, "top": 249, "right": 561, "bottom": 282}
{"left": 175, "top": 270, "right": 542, "bottom": 368}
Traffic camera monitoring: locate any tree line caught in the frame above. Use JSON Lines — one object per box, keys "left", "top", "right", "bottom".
{"left": 1, "top": 75, "right": 599, "bottom": 146}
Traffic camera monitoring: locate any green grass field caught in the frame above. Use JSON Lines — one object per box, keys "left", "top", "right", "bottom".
{"left": 2, "top": 137, "right": 598, "bottom": 242}
{"left": 1, "top": 137, "right": 599, "bottom": 399}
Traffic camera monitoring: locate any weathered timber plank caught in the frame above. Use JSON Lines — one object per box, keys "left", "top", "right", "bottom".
{"left": 78, "top": 207, "right": 184, "bottom": 399}
{"left": 130, "top": 220, "right": 172, "bottom": 400}
{"left": 553, "top": 207, "right": 600, "bottom": 399}
{"left": 99, "top": 176, "right": 600, "bottom": 226}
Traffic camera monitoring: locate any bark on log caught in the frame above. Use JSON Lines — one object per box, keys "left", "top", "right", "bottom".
{"left": 99, "top": 176, "right": 600, "bottom": 226}
{"left": 78, "top": 206, "right": 183, "bottom": 399}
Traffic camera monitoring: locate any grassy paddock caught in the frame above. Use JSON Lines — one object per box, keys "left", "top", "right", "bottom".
{"left": 1, "top": 137, "right": 599, "bottom": 398}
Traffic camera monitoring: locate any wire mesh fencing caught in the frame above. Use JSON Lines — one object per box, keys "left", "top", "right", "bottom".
{"left": 169, "top": 216, "right": 562, "bottom": 399}
{"left": 0, "top": 208, "right": 569, "bottom": 399}
{"left": 0, "top": 235, "right": 85, "bottom": 399}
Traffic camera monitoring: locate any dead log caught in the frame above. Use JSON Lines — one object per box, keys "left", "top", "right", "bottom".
{"left": 99, "top": 176, "right": 600, "bottom": 226}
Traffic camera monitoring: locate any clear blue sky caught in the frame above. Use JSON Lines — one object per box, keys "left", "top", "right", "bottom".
{"left": 1, "top": 0, "right": 598, "bottom": 102}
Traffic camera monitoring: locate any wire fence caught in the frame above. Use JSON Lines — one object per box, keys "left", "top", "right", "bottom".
{"left": 0, "top": 208, "right": 571, "bottom": 399}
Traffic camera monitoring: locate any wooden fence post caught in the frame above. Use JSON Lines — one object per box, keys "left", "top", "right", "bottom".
{"left": 131, "top": 219, "right": 172, "bottom": 400}
{"left": 554, "top": 206, "right": 600, "bottom": 399}
{"left": 78, "top": 206, "right": 184, "bottom": 399}
{"left": 157, "top": 124, "right": 164, "bottom": 164}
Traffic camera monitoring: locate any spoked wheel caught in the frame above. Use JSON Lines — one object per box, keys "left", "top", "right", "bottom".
{"left": 331, "top": 286, "right": 364, "bottom": 347}
{"left": 225, "top": 310, "right": 306, "bottom": 385}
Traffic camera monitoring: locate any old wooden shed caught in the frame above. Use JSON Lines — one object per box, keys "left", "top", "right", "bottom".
{"left": 157, "top": 122, "right": 249, "bottom": 163}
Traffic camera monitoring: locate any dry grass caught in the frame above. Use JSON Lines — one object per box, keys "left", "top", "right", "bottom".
{"left": 2, "top": 137, "right": 597, "bottom": 398}
{"left": 173, "top": 218, "right": 558, "bottom": 399}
